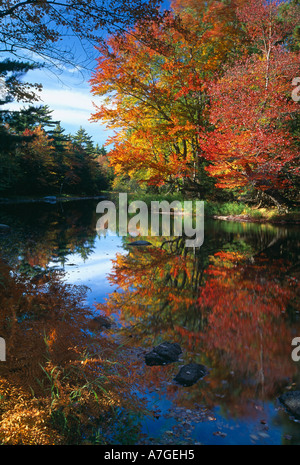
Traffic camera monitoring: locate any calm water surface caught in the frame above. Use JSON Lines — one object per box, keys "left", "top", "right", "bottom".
{"left": 0, "top": 198, "right": 299, "bottom": 445}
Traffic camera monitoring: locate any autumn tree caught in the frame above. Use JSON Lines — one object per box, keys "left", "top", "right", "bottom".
{"left": 0, "top": 103, "right": 111, "bottom": 196}
{"left": 90, "top": 0, "right": 248, "bottom": 195}
{"left": 200, "top": 0, "right": 300, "bottom": 208}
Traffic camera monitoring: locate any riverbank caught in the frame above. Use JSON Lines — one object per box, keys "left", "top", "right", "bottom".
{"left": 0, "top": 194, "right": 108, "bottom": 204}
{"left": 128, "top": 193, "right": 300, "bottom": 225}
{"left": 1, "top": 194, "right": 299, "bottom": 225}
{"left": 212, "top": 211, "right": 300, "bottom": 225}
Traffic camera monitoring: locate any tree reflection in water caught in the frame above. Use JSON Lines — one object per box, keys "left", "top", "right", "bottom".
{"left": 98, "top": 230, "right": 300, "bottom": 418}
{"left": 0, "top": 200, "right": 299, "bottom": 443}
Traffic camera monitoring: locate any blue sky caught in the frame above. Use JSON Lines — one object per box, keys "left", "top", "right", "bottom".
{"left": 3, "top": 0, "right": 172, "bottom": 146}
{"left": 4, "top": 61, "right": 112, "bottom": 146}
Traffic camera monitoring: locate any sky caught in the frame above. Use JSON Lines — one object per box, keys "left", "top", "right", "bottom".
{"left": 4, "top": 62, "right": 112, "bottom": 146}
{"left": 2, "top": 0, "right": 172, "bottom": 146}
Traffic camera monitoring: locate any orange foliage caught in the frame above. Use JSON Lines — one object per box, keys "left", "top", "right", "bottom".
{"left": 0, "top": 258, "right": 144, "bottom": 444}
{"left": 90, "top": 1, "right": 248, "bottom": 188}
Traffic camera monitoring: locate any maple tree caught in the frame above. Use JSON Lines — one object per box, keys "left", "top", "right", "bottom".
{"left": 90, "top": 0, "right": 299, "bottom": 207}
{"left": 200, "top": 0, "right": 300, "bottom": 207}
{"left": 90, "top": 0, "right": 249, "bottom": 193}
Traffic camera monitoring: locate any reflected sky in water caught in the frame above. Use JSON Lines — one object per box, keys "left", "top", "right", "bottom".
{"left": 0, "top": 199, "right": 299, "bottom": 444}
{"left": 57, "top": 232, "right": 124, "bottom": 306}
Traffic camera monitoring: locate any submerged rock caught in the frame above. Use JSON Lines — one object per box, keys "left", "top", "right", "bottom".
{"left": 145, "top": 342, "right": 182, "bottom": 366}
{"left": 88, "top": 315, "right": 113, "bottom": 331}
{"left": 128, "top": 240, "right": 152, "bottom": 246}
{"left": 43, "top": 196, "right": 57, "bottom": 204}
{"left": 279, "top": 391, "right": 300, "bottom": 418}
{"left": 0, "top": 224, "right": 10, "bottom": 233}
{"left": 174, "top": 363, "right": 208, "bottom": 387}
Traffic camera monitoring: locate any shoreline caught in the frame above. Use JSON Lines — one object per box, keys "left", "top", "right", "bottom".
{"left": 0, "top": 195, "right": 107, "bottom": 205}
{"left": 212, "top": 214, "right": 300, "bottom": 225}
{"left": 0, "top": 195, "right": 299, "bottom": 225}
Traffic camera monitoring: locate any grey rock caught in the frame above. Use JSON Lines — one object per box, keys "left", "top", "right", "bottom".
{"left": 0, "top": 224, "right": 10, "bottom": 233}
{"left": 145, "top": 342, "right": 182, "bottom": 366}
{"left": 174, "top": 363, "right": 208, "bottom": 387}
{"left": 279, "top": 391, "right": 300, "bottom": 418}
{"left": 88, "top": 315, "right": 113, "bottom": 331}
{"left": 128, "top": 240, "right": 152, "bottom": 246}
{"left": 43, "top": 196, "right": 57, "bottom": 204}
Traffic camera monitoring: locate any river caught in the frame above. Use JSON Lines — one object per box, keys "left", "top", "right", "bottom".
{"left": 0, "top": 197, "right": 299, "bottom": 445}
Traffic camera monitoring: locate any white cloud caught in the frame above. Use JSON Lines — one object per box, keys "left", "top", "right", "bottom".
{"left": 3, "top": 86, "right": 110, "bottom": 143}
{"left": 40, "top": 88, "right": 95, "bottom": 111}
{"left": 38, "top": 87, "right": 97, "bottom": 126}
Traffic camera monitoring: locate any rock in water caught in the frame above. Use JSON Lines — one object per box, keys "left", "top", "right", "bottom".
{"left": 43, "top": 196, "right": 57, "bottom": 204}
{"left": 145, "top": 342, "right": 182, "bottom": 366}
{"left": 88, "top": 315, "right": 112, "bottom": 331}
{"left": 128, "top": 240, "right": 152, "bottom": 246}
{"left": 174, "top": 363, "right": 208, "bottom": 387}
{"left": 279, "top": 391, "right": 300, "bottom": 418}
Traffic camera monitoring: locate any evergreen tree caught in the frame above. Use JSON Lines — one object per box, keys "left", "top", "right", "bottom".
{"left": 0, "top": 59, "right": 42, "bottom": 106}
{"left": 94, "top": 143, "right": 107, "bottom": 157}
{"left": 0, "top": 59, "right": 40, "bottom": 193}
{"left": 72, "top": 127, "right": 94, "bottom": 155}
{"left": 49, "top": 122, "right": 70, "bottom": 151}
{"left": 2, "top": 105, "right": 59, "bottom": 133}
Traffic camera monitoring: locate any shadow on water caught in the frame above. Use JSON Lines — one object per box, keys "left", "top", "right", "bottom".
{"left": 0, "top": 198, "right": 299, "bottom": 444}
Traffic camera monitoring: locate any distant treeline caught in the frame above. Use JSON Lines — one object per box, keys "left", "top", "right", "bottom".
{"left": 0, "top": 95, "right": 113, "bottom": 196}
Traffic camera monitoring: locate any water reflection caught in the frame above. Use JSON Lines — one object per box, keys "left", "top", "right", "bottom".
{"left": 97, "top": 216, "right": 300, "bottom": 442}
{"left": 0, "top": 199, "right": 299, "bottom": 444}
{"left": 99, "top": 234, "right": 300, "bottom": 398}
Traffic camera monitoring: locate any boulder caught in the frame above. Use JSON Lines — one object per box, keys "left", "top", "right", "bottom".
{"left": 0, "top": 224, "right": 10, "bottom": 233}
{"left": 88, "top": 315, "right": 113, "bottom": 331}
{"left": 279, "top": 391, "right": 300, "bottom": 418}
{"left": 174, "top": 363, "right": 208, "bottom": 387}
{"left": 43, "top": 196, "right": 57, "bottom": 204}
{"left": 145, "top": 342, "right": 182, "bottom": 366}
{"left": 128, "top": 240, "right": 152, "bottom": 246}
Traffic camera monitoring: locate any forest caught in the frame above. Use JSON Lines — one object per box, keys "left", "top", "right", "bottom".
{"left": 0, "top": 0, "right": 299, "bottom": 211}
{"left": 0, "top": 103, "right": 113, "bottom": 195}
{"left": 0, "top": 0, "right": 299, "bottom": 448}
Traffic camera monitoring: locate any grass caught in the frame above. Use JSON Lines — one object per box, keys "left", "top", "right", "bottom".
{"left": 205, "top": 201, "right": 300, "bottom": 223}
{"left": 204, "top": 201, "right": 252, "bottom": 217}
{"left": 128, "top": 193, "right": 300, "bottom": 224}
